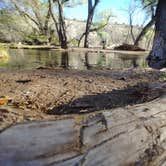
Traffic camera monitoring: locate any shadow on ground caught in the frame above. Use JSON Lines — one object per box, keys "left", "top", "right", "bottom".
{"left": 47, "top": 82, "right": 161, "bottom": 115}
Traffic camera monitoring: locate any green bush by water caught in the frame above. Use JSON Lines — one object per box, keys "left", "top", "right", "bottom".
{"left": 160, "top": 73, "right": 166, "bottom": 80}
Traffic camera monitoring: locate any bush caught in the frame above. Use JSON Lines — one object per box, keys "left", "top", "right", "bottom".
{"left": 51, "top": 36, "right": 59, "bottom": 46}
{"left": 0, "top": 44, "right": 9, "bottom": 59}
{"left": 23, "top": 33, "right": 49, "bottom": 45}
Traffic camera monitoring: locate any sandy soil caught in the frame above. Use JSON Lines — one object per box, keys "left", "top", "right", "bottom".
{"left": 0, "top": 68, "right": 165, "bottom": 131}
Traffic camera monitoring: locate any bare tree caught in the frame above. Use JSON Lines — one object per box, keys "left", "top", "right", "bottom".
{"left": 48, "top": 0, "right": 68, "bottom": 49}
{"left": 78, "top": 13, "right": 111, "bottom": 47}
{"left": 134, "top": 0, "right": 157, "bottom": 46}
{"left": 84, "top": 0, "right": 99, "bottom": 48}
{"left": 123, "top": 0, "right": 139, "bottom": 44}
{"left": 134, "top": 16, "right": 155, "bottom": 46}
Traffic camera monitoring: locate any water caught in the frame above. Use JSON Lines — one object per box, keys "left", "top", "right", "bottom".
{"left": 0, "top": 49, "right": 148, "bottom": 70}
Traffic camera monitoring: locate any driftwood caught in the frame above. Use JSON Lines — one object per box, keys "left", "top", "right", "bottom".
{"left": 1, "top": 93, "right": 166, "bottom": 165}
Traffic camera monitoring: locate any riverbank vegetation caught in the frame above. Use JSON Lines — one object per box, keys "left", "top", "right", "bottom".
{"left": 0, "top": 0, "right": 156, "bottom": 50}
{"left": 0, "top": 44, "right": 8, "bottom": 58}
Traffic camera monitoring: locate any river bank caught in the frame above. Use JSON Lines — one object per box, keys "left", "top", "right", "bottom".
{"left": 1, "top": 43, "right": 149, "bottom": 55}
{"left": 0, "top": 68, "right": 165, "bottom": 131}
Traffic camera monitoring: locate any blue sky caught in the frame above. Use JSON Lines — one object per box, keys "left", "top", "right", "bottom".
{"left": 65, "top": 0, "right": 147, "bottom": 26}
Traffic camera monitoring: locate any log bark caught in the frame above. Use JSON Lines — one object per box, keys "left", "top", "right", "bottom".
{"left": 147, "top": 0, "right": 166, "bottom": 69}
{"left": 1, "top": 90, "right": 166, "bottom": 165}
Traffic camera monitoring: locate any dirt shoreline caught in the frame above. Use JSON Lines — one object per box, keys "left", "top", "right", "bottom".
{"left": 1, "top": 43, "right": 149, "bottom": 55}
{"left": 0, "top": 68, "right": 165, "bottom": 131}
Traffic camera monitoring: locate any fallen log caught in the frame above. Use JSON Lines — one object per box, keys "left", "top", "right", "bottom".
{"left": 1, "top": 92, "right": 166, "bottom": 165}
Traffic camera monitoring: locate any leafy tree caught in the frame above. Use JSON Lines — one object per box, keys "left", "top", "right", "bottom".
{"left": 11, "top": 0, "right": 52, "bottom": 37}
{"left": 0, "top": 8, "right": 31, "bottom": 43}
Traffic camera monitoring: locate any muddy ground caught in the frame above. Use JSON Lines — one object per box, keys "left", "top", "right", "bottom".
{"left": 0, "top": 68, "right": 165, "bottom": 131}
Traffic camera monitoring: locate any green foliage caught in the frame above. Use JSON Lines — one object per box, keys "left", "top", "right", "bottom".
{"left": 97, "top": 54, "right": 106, "bottom": 67}
{"left": 0, "top": 44, "right": 9, "bottom": 66}
{"left": 70, "top": 39, "right": 78, "bottom": 46}
{"left": 144, "top": 28, "right": 154, "bottom": 39}
{"left": 94, "top": 9, "right": 112, "bottom": 27}
{"left": 97, "top": 31, "right": 110, "bottom": 46}
{"left": 141, "top": 0, "right": 157, "bottom": 6}
{"left": 51, "top": 36, "right": 59, "bottom": 45}
{"left": 139, "top": 0, "right": 157, "bottom": 17}
{"left": 23, "top": 33, "right": 49, "bottom": 45}
{"left": 0, "top": 7, "right": 32, "bottom": 42}
{"left": 160, "top": 73, "right": 166, "bottom": 80}
{"left": 0, "top": 44, "right": 7, "bottom": 50}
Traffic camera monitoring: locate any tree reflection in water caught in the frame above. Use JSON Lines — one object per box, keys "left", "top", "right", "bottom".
{"left": 84, "top": 52, "right": 92, "bottom": 70}
{"left": 61, "top": 51, "right": 69, "bottom": 69}
{"left": 132, "top": 58, "right": 139, "bottom": 68}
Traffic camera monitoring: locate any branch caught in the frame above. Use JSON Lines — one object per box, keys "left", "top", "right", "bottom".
{"left": 91, "top": 14, "right": 111, "bottom": 32}
{"left": 48, "top": 0, "right": 59, "bottom": 33}
{"left": 11, "top": 0, "right": 40, "bottom": 28}
{"left": 78, "top": 14, "right": 111, "bottom": 47}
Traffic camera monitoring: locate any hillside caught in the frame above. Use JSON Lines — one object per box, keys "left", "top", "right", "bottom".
{"left": 66, "top": 20, "right": 154, "bottom": 49}
{"left": 0, "top": 17, "right": 154, "bottom": 49}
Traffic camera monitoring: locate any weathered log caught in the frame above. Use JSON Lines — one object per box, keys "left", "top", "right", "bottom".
{"left": 1, "top": 94, "right": 166, "bottom": 165}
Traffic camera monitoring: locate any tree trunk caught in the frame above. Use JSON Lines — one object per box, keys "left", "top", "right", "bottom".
{"left": 1, "top": 84, "right": 166, "bottom": 165}
{"left": 129, "top": 15, "right": 135, "bottom": 44}
{"left": 83, "top": 0, "right": 99, "bottom": 48}
{"left": 57, "top": 0, "right": 68, "bottom": 49}
{"left": 147, "top": 0, "right": 166, "bottom": 69}
{"left": 43, "top": 8, "right": 51, "bottom": 37}
{"left": 134, "top": 17, "right": 155, "bottom": 47}
{"left": 48, "top": 0, "right": 68, "bottom": 49}
{"left": 85, "top": 52, "right": 92, "bottom": 69}
{"left": 84, "top": 14, "right": 94, "bottom": 48}
{"left": 61, "top": 51, "right": 69, "bottom": 69}
{"left": 78, "top": 14, "right": 110, "bottom": 48}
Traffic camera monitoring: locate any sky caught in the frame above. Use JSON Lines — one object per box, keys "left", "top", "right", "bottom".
{"left": 0, "top": 0, "right": 148, "bottom": 26}
{"left": 65, "top": 0, "right": 148, "bottom": 26}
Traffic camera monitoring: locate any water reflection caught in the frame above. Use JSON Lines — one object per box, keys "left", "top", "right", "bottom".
{"left": 84, "top": 52, "right": 92, "bottom": 70}
{"left": 61, "top": 51, "right": 69, "bottom": 69}
{"left": 0, "top": 49, "right": 148, "bottom": 70}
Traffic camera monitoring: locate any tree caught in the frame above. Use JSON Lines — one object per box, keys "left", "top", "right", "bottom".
{"left": 48, "top": 0, "right": 68, "bottom": 49}
{"left": 122, "top": 0, "right": 156, "bottom": 47}
{"left": 56, "top": 0, "right": 68, "bottom": 49}
{"left": 0, "top": 7, "right": 31, "bottom": 43}
{"left": 134, "top": 0, "right": 157, "bottom": 46}
{"left": 128, "top": 1, "right": 136, "bottom": 44}
{"left": 134, "top": 17, "right": 155, "bottom": 46}
{"left": 123, "top": 0, "right": 140, "bottom": 44}
{"left": 147, "top": 0, "right": 166, "bottom": 69}
{"left": 49, "top": 0, "right": 84, "bottom": 49}
{"left": 10, "top": 0, "right": 52, "bottom": 40}
{"left": 84, "top": 0, "right": 99, "bottom": 48}
{"left": 78, "top": 9, "right": 111, "bottom": 47}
